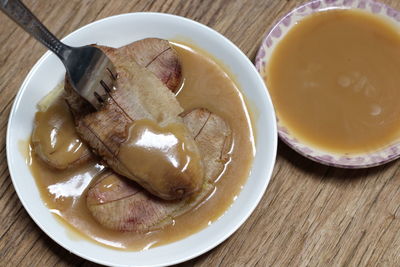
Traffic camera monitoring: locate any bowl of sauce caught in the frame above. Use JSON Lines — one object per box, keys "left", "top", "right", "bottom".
{"left": 256, "top": 0, "right": 400, "bottom": 168}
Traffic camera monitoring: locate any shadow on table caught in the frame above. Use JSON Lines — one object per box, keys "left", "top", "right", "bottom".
{"left": 277, "top": 139, "right": 396, "bottom": 182}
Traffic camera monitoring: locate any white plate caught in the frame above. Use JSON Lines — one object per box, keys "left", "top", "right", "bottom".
{"left": 7, "top": 13, "right": 277, "bottom": 267}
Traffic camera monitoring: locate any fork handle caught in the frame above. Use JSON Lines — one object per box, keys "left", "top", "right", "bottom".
{"left": 0, "top": 0, "right": 70, "bottom": 61}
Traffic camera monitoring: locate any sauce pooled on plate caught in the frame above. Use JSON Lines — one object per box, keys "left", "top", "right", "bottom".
{"left": 28, "top": 42, "right": 254, "bottom": 250}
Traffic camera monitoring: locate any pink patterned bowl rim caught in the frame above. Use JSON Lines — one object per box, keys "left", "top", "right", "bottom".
{"left": 255, "top": 0, "right": 400, "bottom": 168}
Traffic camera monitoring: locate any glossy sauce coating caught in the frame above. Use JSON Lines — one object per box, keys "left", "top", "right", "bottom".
{"left": 29, "top": 42, "right": 254, "bottom": 250}
{"left": 117, "top": 120, "right": 204, "bottom": 199}
{"left": 32, "top": 97, "right": 90, "bottom": 169}
{"left": 266, "top": 10, "right": 400, "bottom": 154}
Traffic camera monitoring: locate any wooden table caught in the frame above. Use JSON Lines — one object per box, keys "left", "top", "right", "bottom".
{"left": 1, "top": 0, "right": 400, "bottom": 266}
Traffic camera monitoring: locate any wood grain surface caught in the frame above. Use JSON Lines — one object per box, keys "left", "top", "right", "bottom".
{"left": 1, "top": 0, "right": 400, "bottom": 266}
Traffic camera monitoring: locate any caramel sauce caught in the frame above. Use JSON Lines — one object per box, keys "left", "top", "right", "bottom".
{"left": 28, "top": 42, "right": 254, "bottom": 250}
{"left": 266, "top": 9, "right": 400, "bottom": 154}
{"left": 86, "top": 174, "right": 138, "bottom": 205}
{"left": 31, "top": 97, "right": 90, "bottom": 169}
{"left": 117, "top": 119, "right": 204, "bottom": 200}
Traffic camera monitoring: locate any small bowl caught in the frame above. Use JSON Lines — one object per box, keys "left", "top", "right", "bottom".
{"left": 256, "top": 0, "right": 400, "bottom": 168}
{"left": 6, "top": 13, "right": 277, "bottom": 266}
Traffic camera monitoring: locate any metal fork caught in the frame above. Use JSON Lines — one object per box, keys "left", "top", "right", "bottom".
{"left": 0, "top": 0, "right": 116, "bottom": 110}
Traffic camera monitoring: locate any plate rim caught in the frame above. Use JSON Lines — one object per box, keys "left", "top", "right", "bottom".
{"left": 6, "top": 12, "right": 278, "bottom": 266}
